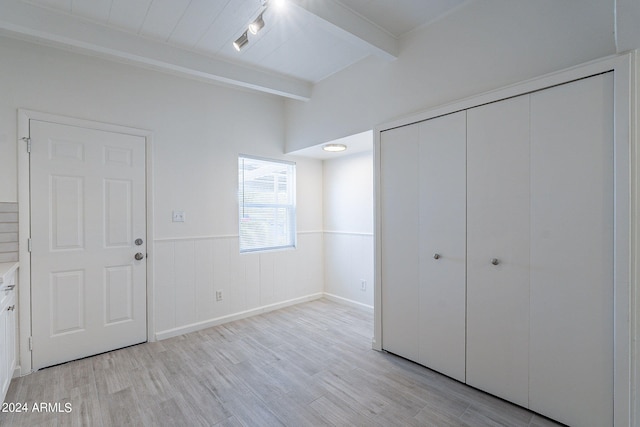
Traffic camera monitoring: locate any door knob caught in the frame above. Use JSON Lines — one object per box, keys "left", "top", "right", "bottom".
{"left": 491, "top": 258, "right": 499, "bottom": 265}
{"left": 135, "top": 252, "right": 144, "bottom": 260}
{"left": 433, "top": 253, "right": 441, "bottom": 260}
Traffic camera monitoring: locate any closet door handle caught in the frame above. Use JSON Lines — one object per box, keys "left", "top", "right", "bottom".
{"left": 433, "top": 253, "right": 441, "bottom": 260}
{"left": 491, "top": 258, "right": 499, "bottom": 266}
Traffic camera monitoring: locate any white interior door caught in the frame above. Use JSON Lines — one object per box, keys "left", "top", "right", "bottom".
{"left": 380, "top": 123, "right": 420, "bottom": 362}
{"left": 417, "top": 111, "right": 466, "bottom": 382}
{"left": 529, "top": 73, "right": 614, "bottom": 427}
{"left": 30, "top": 120, "right": 147, "bottom": 370}
{"left": 466, "top": 95, "right": 531, "bottom": 407}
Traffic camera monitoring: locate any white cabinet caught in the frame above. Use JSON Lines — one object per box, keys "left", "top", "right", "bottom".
{"left": 0, "top": 294, "right": 16, "bottom": 401}
{"left": 466, "top": 95, "right": 531, "bottom": 407}
{"left": 0, "top": 263, "right": 18, "bottom": 404}
{"left": 381, "top": 111, "right": 467, "bottom": 381}
{"left": 379, "top": 73, "right": 614, "bottom": 427}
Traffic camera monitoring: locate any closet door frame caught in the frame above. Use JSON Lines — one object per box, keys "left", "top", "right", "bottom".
{"left": 374, "top": 52, "right": 636, "bottom": 427}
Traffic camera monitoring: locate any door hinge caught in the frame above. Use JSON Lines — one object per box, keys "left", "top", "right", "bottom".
{"left": 20, "top": 137, "right": 31, "bottom": 153}
{"left": 27, "top": 238, "right": 32, "bottom": 253}
{"left": 28, "top": 336, "right": 33, "bottom": 351}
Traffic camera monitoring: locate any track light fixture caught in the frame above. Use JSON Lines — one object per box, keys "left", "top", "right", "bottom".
{"left": 233, "top": 31, "right": 249, "bottom": 51}
{"left": 233, "top": 0, "right": 285, "bottom": 51}
{"left": 249, "top": 12, "right": 265, "bottom": 35}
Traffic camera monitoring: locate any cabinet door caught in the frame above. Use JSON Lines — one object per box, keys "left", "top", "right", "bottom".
{"left": 466, "top": 95, "right": 530, "bottom": 407}
{"left": 529, "top": 74, "right": 614, "bottom": 427}
{"left": 0, "top": 302, "right": 8, "bottom": 401}
{"left": 6, "top": 293, "right": 15, "bottom": 383}
{"left": 380, "top": 124, "right": 420, "bottom": 361}
{"left": 418, "top": 111, "right": 466, "bottom": 382}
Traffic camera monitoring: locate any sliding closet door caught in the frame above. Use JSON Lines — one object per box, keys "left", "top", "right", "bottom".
{"left": 466, "top": 95, "right": 530, "bottom": 407}
{"left": 380, "top": 124, "right": 420, "bottom": 361}
{"left": 417, "top": 111, "right": 466, "bottom": 382}
{"left": 529, "top": 74, "right": 614, "bottom": 427}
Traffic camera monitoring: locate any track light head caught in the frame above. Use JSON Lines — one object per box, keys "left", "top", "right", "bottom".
{"left": 233, "top": 31, "right": 249, "bottom": 51}
{"left": 249, "top": 13, "right": 265, "bottom": 35}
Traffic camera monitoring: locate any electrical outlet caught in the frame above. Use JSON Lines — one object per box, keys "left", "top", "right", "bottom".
{"left": 216, "top": 290, "right": 223, "bottom": 301}
{"left": 172, "top": 210, "right": 185, "bottom": 222}
{"left": 361, "top": 280, "right": 367, "bottom": 291}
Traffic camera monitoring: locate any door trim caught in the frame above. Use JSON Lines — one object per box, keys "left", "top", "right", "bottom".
{"left": 17, "top": 110, "right": 155, "bottom": 374}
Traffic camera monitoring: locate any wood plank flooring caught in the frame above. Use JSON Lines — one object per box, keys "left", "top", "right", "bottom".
{"left": 0, "top": 299, "right": 563, "bottom": 426}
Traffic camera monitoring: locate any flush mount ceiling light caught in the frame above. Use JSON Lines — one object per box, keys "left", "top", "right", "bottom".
{"left": 322, "top": 144, "right": 347, "bottom": 152}
{"left": 233, "top": 31, "right": 249, "bottom": 51}
{"left": 249, "top": 12, "right": 265, "bottom": 35}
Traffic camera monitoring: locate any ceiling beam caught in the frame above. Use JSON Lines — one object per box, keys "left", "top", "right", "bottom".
{"left": 0, "top": 0, "right": 312, "bottom": 101}
{"left": 288, "top": 0, "right": 399, "bottom": 61}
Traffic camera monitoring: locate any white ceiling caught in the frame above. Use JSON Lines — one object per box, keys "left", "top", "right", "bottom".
{"left": 338, "top": 0, "right": 467, "bottom": 37}
{"left": 0, "top": 0, "right": 469, "bottom": 99}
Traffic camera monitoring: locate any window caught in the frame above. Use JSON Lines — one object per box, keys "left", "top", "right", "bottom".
{"left": 238, "top": 156, "right": 296, "bottom": 253}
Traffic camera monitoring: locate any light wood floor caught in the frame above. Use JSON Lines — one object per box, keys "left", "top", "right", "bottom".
{"left": 1, "top": 299, "right": 563, "bottom": 426}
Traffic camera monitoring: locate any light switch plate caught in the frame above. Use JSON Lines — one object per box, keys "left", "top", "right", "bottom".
{"left": 172, "top": 211, "right": 185, "bottom": 222}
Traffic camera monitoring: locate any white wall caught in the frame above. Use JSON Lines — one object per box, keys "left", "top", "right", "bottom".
{"left": 324, "top": 151, "right": 373, "bottom": 234}
{"left": 284, "top": 0, "right": 616, "bottom": 151}
{"left": 0, "top": 37, "right": 324, "bottom": 339}
{"left": 323, "top": 151, "right": 374, "bottom": 308}
{"left": 617, "top": 0, "right": 640, "bottom": 52}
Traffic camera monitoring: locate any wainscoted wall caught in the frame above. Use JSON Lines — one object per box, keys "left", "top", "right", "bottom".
{"left": 153, "top": 232, "right": 324, "bottom": 339}
{"left": 322, "top": 151, "right": 374, "bottom": 309}
{"left": 0, "top": 37, "right": 326, "bottom": 373}
{"left": 0, "top": 202, "right": 18, "bottom": 263}
{"left": 324, "top": 231, "right": 373, "bottom": 308}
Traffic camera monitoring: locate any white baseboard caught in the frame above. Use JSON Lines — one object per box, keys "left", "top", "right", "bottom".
{"left": 323, "top": 293, "right": 374, "bottom": 312}
{"left": 155, "top": 293, "right": 324, "bottom": 341}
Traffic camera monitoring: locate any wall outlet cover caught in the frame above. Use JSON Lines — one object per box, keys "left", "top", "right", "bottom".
{"left": 172, "top": 211, "right": 185, "bottom": 222}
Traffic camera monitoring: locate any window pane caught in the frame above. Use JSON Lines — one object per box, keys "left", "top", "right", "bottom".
{"left": 239, "top": 156, "right": 296, "bottom": 253}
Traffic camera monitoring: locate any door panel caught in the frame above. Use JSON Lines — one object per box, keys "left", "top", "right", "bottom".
{"left": 529, "top": 73, "right": 614, "bottom": 427}
{"left": 50, "top": 270, "right": 85, "bottom": 335}
{"left": 105, "top": 265, "right": 134, "bottom": 325}
{"left": 380, "top": 124, "right": 420, "bottom": 362}
{"left": 418, "top": 111, "right": 466, "bottom": 382}
{"left": 51, "top": 175, "right": 84, "bottom": 250}
{"left": 466, "top": 95, "right": 530, "bottom": 407}
{"left": 30, "top": 120, "right": 147, "bottom": 370}
{"left": 104, "top": 179, "right": 133, "bottom": 247}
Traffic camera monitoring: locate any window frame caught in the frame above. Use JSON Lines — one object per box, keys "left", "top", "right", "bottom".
{"left": 238, "top": 155, "right": 297, "bottom": 254}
